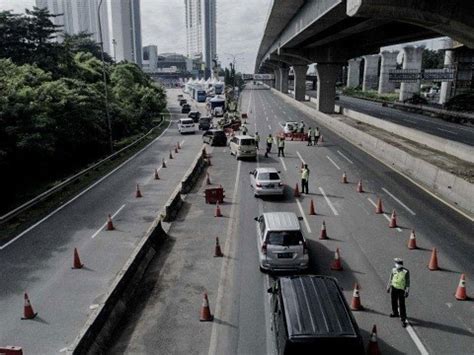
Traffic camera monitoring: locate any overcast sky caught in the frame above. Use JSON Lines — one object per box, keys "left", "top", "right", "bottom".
{"left": 0, "top": 0, "right": 271, "bottom": 73}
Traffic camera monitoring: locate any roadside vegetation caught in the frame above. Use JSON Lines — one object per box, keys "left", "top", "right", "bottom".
{"left": 341, "top": 87, "right": 399, "bottom": 103}
{"left": 0, "top": 7, "right": 167, "bottom": 214}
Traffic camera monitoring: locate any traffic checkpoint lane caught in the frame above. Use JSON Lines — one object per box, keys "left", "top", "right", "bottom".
{"left": 253, "top": 88, "right": 474, "bottom": 353}
{"left": 0, "top": 108, "right": 204, "bottom": 352}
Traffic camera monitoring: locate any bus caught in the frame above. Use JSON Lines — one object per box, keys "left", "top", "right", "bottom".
{"left": 197, "top": 90, "right": 207, "bottom": 102}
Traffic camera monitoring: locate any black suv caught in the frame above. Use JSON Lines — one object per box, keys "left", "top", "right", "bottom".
{"left": 179, "top": 98, "right": 187, "bottom": 106}
{"left": 181, "top": 103, "right": 191, "bottom": 114}
{"left": 198, "top": 116, "right": 212, "bottom": 130}
{"left": 188, "top": 111, "right": 201, "bottom": 122}
{"left": 202, "top": 129, "right": 227, "bottom": 146}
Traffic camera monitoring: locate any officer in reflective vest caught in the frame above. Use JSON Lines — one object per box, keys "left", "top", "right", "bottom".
{"left": 387, "top": 258, "right": 410, "bottom": 327}
{"left": 265, "top": 134, "right": 273, "bottom": 158}
{"left": 241, "top": 124, "right": 248, "bottom": 135}
{"left": 277, "top": 136, "right": 285, "bottom": 157}
{"left": 307, "top": 127, "right": 314, "bottom": 146}
{"left": 301, "top": 164, "right": 310, "bottom": 194}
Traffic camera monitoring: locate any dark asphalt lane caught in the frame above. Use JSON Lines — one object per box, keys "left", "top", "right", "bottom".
{"left": 307, "top": 91, "right": 474, "bottom": 146}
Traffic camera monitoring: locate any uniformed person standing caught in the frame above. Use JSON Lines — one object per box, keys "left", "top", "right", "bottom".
{"left": 277, "top": 136, "right": 285, "bottom": 157}
{"left": 241, "top": 124, "right": 248, "bottom": 135}
{"left": 387, "top": 258, "right": 410, "bottom": 327}
{"left": 301, "top": 164, "right": 310, "bottom": 194}
{"left": 265, "top": 134, "right": 273, "bottom": 158}
{"left": 314, "top": 127, "right": 321, "bottom": 146}
{"left": 307, "top": 127, "right": 314, "bottom": 146}
{"left": 255, "top": 132, "right": 260, "bottom": 149}
{"left": 299, "top": 121, "right": 305, "bottom": 133}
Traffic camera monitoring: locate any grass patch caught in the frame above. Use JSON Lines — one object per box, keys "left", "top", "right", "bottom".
{"left": 343, "top": 87, "right": 399, "bottom": 103}
{"left": 0, "top": 114, "right": 170, "bottom": 243}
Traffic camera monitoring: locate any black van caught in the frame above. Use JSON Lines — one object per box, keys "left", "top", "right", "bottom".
{"left": 268, "top": 275, "right": 364, "bottom": 354}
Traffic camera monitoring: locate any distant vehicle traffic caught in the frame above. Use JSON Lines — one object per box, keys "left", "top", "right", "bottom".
{"left": 196, "top": 90, "right": 207, "bottom": 102}
{"left": 188, "top": 111, "right": 201, "bottom": 122}
{"left": 281, "top": 121, "right": 298, "bottom": 134}
{"left": 213, "top": 106, "right": 224, "bottom": 117}
{"left": 198, "top": 116, "right": 212, "bottom": 130}
{"left": 177, "top": 118, "right": 196, "bottom": 134}
{"left": 268, "top": 275, "right": 364, "bottom": 354}
{"left": 229, "top": 135, "right": 257, "bottom": 160}
{"left": 214, "top": 83, "right": 224, "bottom": 95}
{"left": 179, "top": 98, "right": 187, "bottom": 106}
{"left": 249, "top": 167, "right": 284, "bottom": 197}
{"left": 254, "top": 212, "right": 308, "bottom": 272}
{"left": 202, "top": 129, "right": 227, "bottom": 146}
{"left": 181, "top": 103, "right": 191, "bottom": 114}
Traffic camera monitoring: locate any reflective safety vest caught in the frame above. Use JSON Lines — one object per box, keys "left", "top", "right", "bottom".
{"left": 278, "top": 139, "right": 285, "bottom": 148}
{"left": 301, "top": 168, "right": 309, "bottom": 180}
{"left": 315, "top": 128, "right": 321, "bottom": 137}
{"left": 267, "top": 137, "right": 273, "bottom": 144}
{"left": 391, "top": 268, "right": 408, "bottom": 290}
{"left": 308, "top": 129, "right": 314, "bottom": 138}
{"left": 255, "top": 134, "right": 260, "bottom": 142}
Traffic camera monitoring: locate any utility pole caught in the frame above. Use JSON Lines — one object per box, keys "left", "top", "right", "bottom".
{"left": 98, "top": 0, "right": 114, "bottom": 153}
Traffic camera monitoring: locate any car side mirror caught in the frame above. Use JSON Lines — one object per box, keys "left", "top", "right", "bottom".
{"left": 254, "top": 217, "right": 259, "bottom": 221}
{"left": 298, "top": 217, "right": 304, "bottom": 221}
{"left": 249, "top": 171, "right": 253, "bottom": 174}
{"left": 267, "top": 287, "right": 275, "bottom": 294}
{"left": 278, "top": 171, "right": 281, "bottom": 173}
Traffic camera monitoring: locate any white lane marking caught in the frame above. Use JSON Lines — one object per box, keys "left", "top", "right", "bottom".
{"left": 296, "top": 199, "right": 312, "bottom": 233}
{"left": 279, "top": 157, "right": 287, "bottom": 171}
{"left": 274, "top": 114, "right": 278, "bottom": 120}
{"left": 268, "top": 124, "right": 272, "bottom": 130}
{"left": 367, "top": 197, "right": 377, "bottom": 208}
{"left": 337, "top": 150, "right": 354, "bottom": 164}
{"left": 437, "top": 127, "right": 458, "bottom": 135}
{"left": 180, "top": 139, "right": 186, "bottom": 147}
{"left": 296, "top": 151, "right": 306, "bottom": 165}
{"left": 265, "top": 116, "right": 268, "bottom": 121}
{"left": 91, "top": 204, "right": 126, "bottom": 239}
{"left": 0, "top": 119, "right": 172, "bottom": 250}
{"left": 382, "top": 187, "right": 416, "bottom": 215}
{"left": 368, "top": 197, "right": 402, "bottom": 232}
{"left": 319, "top": 187, "right": 339, "bottom": 216}
{"left": 406, "top": 322, "right": 430, "bottom": 355}
{"left": 326, "top": 156, "right": 341, "bottom": 170}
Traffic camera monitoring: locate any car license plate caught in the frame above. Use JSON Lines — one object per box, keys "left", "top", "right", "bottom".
{"left": 266, "top": 184, "right": 274, "bottom": 188}
{"left": 278, "top": 252, "right": 293, "bottom": 258}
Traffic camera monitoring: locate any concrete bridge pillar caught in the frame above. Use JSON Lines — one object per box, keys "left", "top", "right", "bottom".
{"left": 399, "top": 46, "right": 423, "bottom": 101}
{"left": 362, "top": 54, "right": 380, "bottom": 91}
{"left": 439, "top": 49, "right": 455, "bottom": 105}
{"left": 279, "top": 66, "right": 289, "bottom": 94}
{"left": 347, "top": 58, "right": 362, "bottom": 88}
{"left": 378, "top": 50, "right": 399, "bottom": 94}
{"left": 274, "top": 68, "right": 281, "bottom": 91}
{"left": 293, "top": 65, "right": 308, "bottom": 101}
{"left": 316, "top": 63, "right": 341, "bottom": 113}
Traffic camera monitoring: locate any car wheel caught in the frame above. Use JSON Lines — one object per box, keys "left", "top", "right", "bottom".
{"left": 259, "top": 266, "right": 267, "bottom": 273}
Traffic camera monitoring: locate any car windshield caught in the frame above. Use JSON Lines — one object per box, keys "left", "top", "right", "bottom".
{"left": 287, "top": 124, "right": 294, "bottom": 130}
{"left": 181, "top": 119, "right": 193, "bottom": 124}
{"left": 240, "top": 138, "right": 255, "bottom": 145}
{"left": 267, "top": 231, "right": 303, "bottom": 246}
{"left": 214, "top": 131, "right": 226, "bottom": 137}
{"left": 257, "top": 172, "right": 280, "bottom": 180}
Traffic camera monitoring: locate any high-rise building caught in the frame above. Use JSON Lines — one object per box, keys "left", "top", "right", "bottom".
{"left": 184, "top": 0, "right": 216, "bottom": 78}
{"left": 142, "top": 45, "right": 158, "bottom": 71}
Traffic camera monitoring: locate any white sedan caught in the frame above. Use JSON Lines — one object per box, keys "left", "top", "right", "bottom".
{"left": 280, "top": 121, "right": 298, "bottom": 134}
{"left": 249, "top": 167, "right": 284, "bottom": 197}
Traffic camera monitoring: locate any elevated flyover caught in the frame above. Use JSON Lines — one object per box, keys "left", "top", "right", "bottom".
{"left": 256, "top": 0, "right": 474, "bottom": 113}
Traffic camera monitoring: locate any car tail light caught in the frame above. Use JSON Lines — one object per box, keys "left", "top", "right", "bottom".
{"left": 261, "top": 242, "right": 267, "bottom": 255}
{"left": 256, "top": 183, "right": 262, "bottom": 187}
{"left": 278, "top": 182, "right": 283, "bottom": 186}
{"left": 303, "top": 241, "right": 308, "bottom": 254}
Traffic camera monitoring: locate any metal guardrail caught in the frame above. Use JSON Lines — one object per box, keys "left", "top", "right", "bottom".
{"left": 0, "top": 113, "right": 171, "bottom": 224}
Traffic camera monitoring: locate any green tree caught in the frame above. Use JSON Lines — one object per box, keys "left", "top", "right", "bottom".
{"left": 422, "top": 49, "right": 444, "bottom": 69}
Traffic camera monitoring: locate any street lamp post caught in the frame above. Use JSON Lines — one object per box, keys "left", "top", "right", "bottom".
{"left": 98, "top": 0, "right": 114, "bottom": 154}
{"left": 225, "top": 52, "right": 244, "bottom": 100}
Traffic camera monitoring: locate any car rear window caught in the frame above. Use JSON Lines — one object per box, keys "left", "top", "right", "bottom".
{"left": 214, "top": 131, "right": 226, "bottom": 138}
{"left": 257, "top": 172, "right": 280, "bottom": 180}
{"left": 181, "top": 119, "right": 193, "bottom": 124}
{"left": 240, "top": 138, "right": 255, "bottom": 145}
{"left": 267, "top": 231, "right": 303, "bottom": 246}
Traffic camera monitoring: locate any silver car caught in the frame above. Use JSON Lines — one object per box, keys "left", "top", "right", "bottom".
{"left": 254, "top": 212, "right": 309, "bottom": 272}
{"left": 249, "top": 167, "right": 284, "bottom": 197}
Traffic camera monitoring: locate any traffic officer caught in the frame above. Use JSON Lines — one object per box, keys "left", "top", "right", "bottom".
{"left": 387, "top": 258, "right": 410, "bottom": 327}
{"left": 299, "top": 120, "right": 305, "bottom": 133}
{"left": 277, "top": 136, "right": 285, "bottom": 157}
{"left": 314, "top": 127, "right": 321, "bottom": 145}
{"left": 255, "top": 132, "right": 260, "bottom": 149}
{"left": 265, "top": 134, "right": 273, "bottom": 158}
{"left": 241, "top": 124, "right": 248, "bottom": 135}
{"left": 301, "top": 164, "right": 310, "bottom": 194}
{"left": 307, "top": 127, "right": 314, "bottom": 146}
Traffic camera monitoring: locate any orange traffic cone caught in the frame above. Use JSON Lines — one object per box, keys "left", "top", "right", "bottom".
{"left": 408, "top": 230, "right": 417, "bottom": 250}
{"left": 175, "top": 145, "right": 179, "bottom": 154}
{"left": 356, "top": 180, "right": 364, "bottom": 193}
{"left": 199, "top": 293, "right": 213, "bottom": 321}
{"left": 21, "top": 293, "right": 37, "bottom": 320}
{"left": 341, "top": 172, "right": 348, "bottom": 184}
{"left": 214, "top": 237, "right": 224, "bottom": 257}
{"left": 206, "top": 173, "right": 211, "bottom": 185}
{"left": 350, "top": 283, "right": 363, "bottom": 311}
{"left": 215, "top": 202, "right": 222, "bottom": 217}
{"left": 136, "top": 184, "right": 143, "bottom": 198}
{"left": 375, "top": 197, "right": 384, "bottom": 214}
{"left": 202, "top": 148, "right": 208, "bottom": 158}
{"left": 177, "top": 141, "right": 181, "bottom": 149}
{"left": 309, "top": 199, "right": 316, "bottom": 215}
{"left": 154, "top": 169, "right": 160, "bottom": 180}
{"left": 330, "top": 248, "right": 343, "bottom": 271}
{"left": 169, "top": 150, "right": 174, "bottom": 159}
{"left": 72, "top": 248, "right": 84, "bottom": 269}
{"left": 162, "top": 158, "right": 167, "bottom": 168}
{"left": 319, "top": 221, "right": 328, "bottom": 240}
{"left": 367, "top": 325, "right": 381, "bottom": 355}
{"left": 294, "top": 183, "right": 300, "bottom": 198}
{"left": 106, "top": 214, "right": 115, "bottom": 231}
{"left": 455, "top": 274, "right": 467, "bottom": 300}
{"left": 428, "top": 247, "right": 439, "bottom": 270}
{"left": 389, "top": 210, "right": 397, "bottom": 228}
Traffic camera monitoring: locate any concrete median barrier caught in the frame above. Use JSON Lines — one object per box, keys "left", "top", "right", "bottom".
{"left": 271, "top": 88, "right": 474, "bottom": 217}
{"left": 181, "top": 146, "right": 207, "bottom": 194}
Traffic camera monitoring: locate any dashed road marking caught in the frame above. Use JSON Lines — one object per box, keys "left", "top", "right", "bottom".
{"left": 437, "top": 127, "right": 458, "bottom": 135}
{"left": 279, "top": 157, "right": 287, "bottom": 171}
{"left": 91, "top": 204, "right": 126, "bottom": 239}
{"left": 327, "top": 156, "right": 341, "bottom": 170}
{"left": 337, "top": 150, "right": 354, "bottom": 164}
{"left": 296, "top": 199, "right": 312, "bottom": 233}
{"left": 268, "top": 124, "right": 272, "bottom": 130}
{"left": 296, "top": 151, "right": 306, "bottom": 165}
{"left": 319, "top": 187, "right": 339, "bottom": 216}
{"left": 406, "top": 322, "right": 430, "bottom": 355}
{"left": 382, "top": 187, "right": 416, "bottom": 215}
{"left": 367, "top": 197, "right": 403, "bottom": 232}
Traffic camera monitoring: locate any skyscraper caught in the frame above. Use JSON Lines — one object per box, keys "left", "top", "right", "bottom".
{"left": 184, "top": 0, "right": 216, "bottom": 78}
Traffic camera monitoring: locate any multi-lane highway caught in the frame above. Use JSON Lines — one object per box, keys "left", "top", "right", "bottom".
{"left": 110, "top": 85, "right": 473, "bottom": 354}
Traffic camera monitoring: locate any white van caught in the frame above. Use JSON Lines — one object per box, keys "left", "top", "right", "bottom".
{"left": 229, "top": 135, "right": 257, "bottom": 160}
{"left": 178, "top": 118, "right": 196, "bottom": 134}
{"left": 254, "top": 212, "right": 309, "bottom": 272}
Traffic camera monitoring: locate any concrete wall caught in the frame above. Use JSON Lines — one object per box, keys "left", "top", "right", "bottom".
{"left": 269, "top": 87, "right": 474, "bottom": 216}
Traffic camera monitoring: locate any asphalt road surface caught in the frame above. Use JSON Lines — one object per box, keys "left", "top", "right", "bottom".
{"left": 109, "top": 85, "right": 473, "bottom": 354}
{"left": 306, "top": 90, "right": 474, "bottom": 146}
{"left": 0, "top": 89, "right": 206, "bottom": 354}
